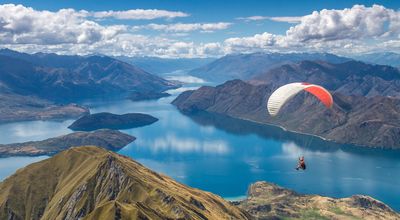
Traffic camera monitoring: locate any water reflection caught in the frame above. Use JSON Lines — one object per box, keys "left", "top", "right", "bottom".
{"left": 184, "top": 110, "right": 400, "bottom": 157}
{"left": 163, "top": 110, "right": 400, "bottom": 210}
{"left": 136, "top": 133, "right": 229, "bottom": 155}
{"left": 0, "top": 120, "right": 73, "bottom": 144}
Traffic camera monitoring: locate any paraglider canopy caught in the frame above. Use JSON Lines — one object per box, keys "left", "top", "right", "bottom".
{"left": 267, "top": 82, "right": 333, "bottom": 116}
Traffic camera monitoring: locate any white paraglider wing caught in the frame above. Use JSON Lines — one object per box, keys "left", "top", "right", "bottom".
{"left": 267, "top": 82, "right": 333, "bottom": 116}
{"left": 267, "top": 83, "right": 306, "bottom": 116}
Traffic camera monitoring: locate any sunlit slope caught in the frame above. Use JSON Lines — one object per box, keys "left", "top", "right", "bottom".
{"left": 0, "top": 146, "right": 249, "bottom": 220}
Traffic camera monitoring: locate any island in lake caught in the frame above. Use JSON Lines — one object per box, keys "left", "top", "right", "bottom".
{"left": 68, "top": 112, "right": 159, "bottom": 131}
{"left": 0, "top": 129, "right": 135, "bottom": 157}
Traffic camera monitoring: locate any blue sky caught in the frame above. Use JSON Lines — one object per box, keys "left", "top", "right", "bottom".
{"left": 1, "top": 0, "right": 400, "bottom": 57}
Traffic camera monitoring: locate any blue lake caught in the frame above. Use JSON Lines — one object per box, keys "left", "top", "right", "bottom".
{"left": 0, "top": 82, "right": 400, "bottom": 211}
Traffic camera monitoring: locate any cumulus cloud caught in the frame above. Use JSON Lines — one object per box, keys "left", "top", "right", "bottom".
{"left": 137, "top": 22, "right": 231, "bottom": 32}
{"left": 224, "top": 5, "right": 400, "bottom": 54}
{"left": 92, "top": 9, "right": 188, "bottom": 20}
{"left": 0, "top": 4, "right": 229, "bottom": 57}
{"left": 224, "top": 32, "right": 284, "bottom": 54}
{"left": 286, "top": 4, "right": 400, "bottom": 42}
{"left": 2, "top": 3, "right": 400, "bottom": 58}
{"left": 0, "top": 4, "right": 125, "bottom": 44}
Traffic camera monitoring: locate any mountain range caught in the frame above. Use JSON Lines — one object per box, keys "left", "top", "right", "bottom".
{"left": 0, "top": 49, "right": 177, "bottom": 102}
{"left": 251, "top": 60, "right": 400, "bottom": 97}
{"left": 351, "top": 52, "right": 400, "bottom": 68}
{"left": 114, "top": 56, "right": 214, "bottom": 75}
{"left": 0, "top": 49, "right": 178, "bottom": 122}
{"left": 0, "top": 146, "right": 397, "bottom": 219}
{"left": 188, "top": 52, "right": 352, "bottom": 82}
{"left": 173, "top": 79, "right": 400, "bottom": 148}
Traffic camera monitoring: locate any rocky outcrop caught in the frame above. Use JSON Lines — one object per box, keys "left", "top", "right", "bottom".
{"left": 0, "top": 146, "right": 249, "bottom": 220}
{"left": 68, "top": 112, "right": 158, "bottom": 131}
{"left": 0, "top": 129, "right": 135, "bottom": 157}
{"left": 172, "top": 80, "right": 400, "bottom": 148}
{"left": 236, "top": 181, "right": 400, "bottom": 220}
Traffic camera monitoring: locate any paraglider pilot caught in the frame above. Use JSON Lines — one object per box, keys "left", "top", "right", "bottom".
{"left": 296, "top": 156, "right": 306, "bottom": 170}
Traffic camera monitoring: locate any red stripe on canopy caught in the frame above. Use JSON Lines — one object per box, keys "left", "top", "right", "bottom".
{"left": 304, "top": 85, "right": 333, "bottom": 108}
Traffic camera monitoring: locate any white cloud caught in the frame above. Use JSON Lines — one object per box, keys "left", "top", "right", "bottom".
{"left": 237, "top": 15, "right": 268, "bottom": 21}
{"left": 138, "top": 22, "right": 231, "bottom": 32}
{"left": 92, "top": 9, "right": 188, "bottom": 20}
{"left": 0, "top": 4, "right": 228, "bottom": 58}
{"left": 223, "top": 5, "right": 400, "bottom": 55}
{"left": 2, "top": 4, "right": 400, "bottom": 58}
{"left": 286, "top": 4, "right": 400, "bottom": 42}
{"left": 224, "top": 32, "right": 283, "bottom": 53}
{"left": 268, "top": 16, "right": 302, "bottom": 23}
{"left": 238, "top": 15, "right": 302, "bottom": 23}
{"left": 0, "top": 4, "right": 125, "bottom": 45}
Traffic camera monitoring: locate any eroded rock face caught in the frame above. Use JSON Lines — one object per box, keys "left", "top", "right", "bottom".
{"left": 172, "top": 80, "right": 400, "bottom": 149}
{"left": 0, "top": 146, "right": 249, "bottom": 220}
{"left": 236, "top": 181, "right": 400, "bottom": 220}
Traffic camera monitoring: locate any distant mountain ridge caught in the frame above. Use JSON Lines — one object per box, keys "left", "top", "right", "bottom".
{"left": 188, "top": 52, "right": 352, "bottom": 82}
{"left": 115, "top": 56, "right": 214, "bottom": 75}
{"left": 251, "top": 60, "right": 400, "bottom": 97}
{"left": 0, "top": 49, "right": 177, "bottom": 102}
{"left": 0, "top": 49, "right": 178, "bottom": 122}
{"left": 351, "top": 52, "right": 400, "bottom": 68}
